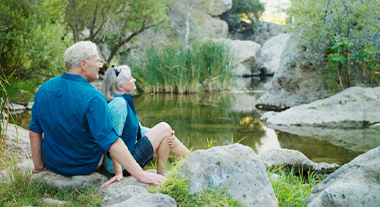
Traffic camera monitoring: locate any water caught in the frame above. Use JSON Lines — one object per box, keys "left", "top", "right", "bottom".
{"left": 13, "top": 77, "right": 368, "bottom": 166}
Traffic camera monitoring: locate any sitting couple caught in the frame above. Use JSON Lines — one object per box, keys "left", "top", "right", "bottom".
{"left": 29, "top": 41, "right": 189, "bottom": 188}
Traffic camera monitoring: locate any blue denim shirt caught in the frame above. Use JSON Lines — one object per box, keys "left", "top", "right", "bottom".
{"left": 29, "top": 72, "right": 119, "bottom": 176}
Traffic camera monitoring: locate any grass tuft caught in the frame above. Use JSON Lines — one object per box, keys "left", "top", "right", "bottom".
{"left": 268, "top": 166, "right": 325, "bottom": 207}
{"left": 129, "top": 39, "right": 237, "bottom": 94}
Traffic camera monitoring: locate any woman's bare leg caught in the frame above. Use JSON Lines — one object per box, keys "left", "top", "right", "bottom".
{"left": 144, "top": 122, "right": 189, "bottom": 175}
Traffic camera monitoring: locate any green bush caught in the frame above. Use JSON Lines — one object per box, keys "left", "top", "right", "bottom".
{"left": 0, "top": 0, "right": 71, "bottom": 80}
{"left": 130, "top": 39, "right": 236, "bottom": 93}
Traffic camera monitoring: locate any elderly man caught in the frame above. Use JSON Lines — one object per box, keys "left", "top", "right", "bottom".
{"left": 29, "top": 41, "right": 165, "bottom": 186}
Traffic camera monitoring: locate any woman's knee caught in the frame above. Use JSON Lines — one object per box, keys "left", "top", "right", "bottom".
{"left": 156, "top": 122, "right": 172, "bottom": 135}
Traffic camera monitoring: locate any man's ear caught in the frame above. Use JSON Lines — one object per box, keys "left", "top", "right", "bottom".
{"left": 79, "top": 59, "right": 86, "bottom": 71}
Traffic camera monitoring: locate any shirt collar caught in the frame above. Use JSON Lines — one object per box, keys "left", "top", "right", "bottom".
{"left": 61, "top": 72, "right": 90, "bottom": 84}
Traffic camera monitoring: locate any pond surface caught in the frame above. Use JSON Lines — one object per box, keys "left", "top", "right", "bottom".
{"left": 12, "top": 77, "right": 369, "bottom": 166}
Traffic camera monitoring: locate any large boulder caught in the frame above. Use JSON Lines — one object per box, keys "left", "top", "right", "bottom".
{"left": 261, "top": 33, "right": 291, "bottom": 74}
{"left": 307, "top": 146, "right": 380, "bottom": 207}
{"left": 261, "top": 86, "right": 380, "bottom": 128}
{"left": 179, "top": 143, "right": 278, "bottom": 207}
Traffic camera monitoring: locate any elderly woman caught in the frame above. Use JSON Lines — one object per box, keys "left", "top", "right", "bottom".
{"left": 100, "top": 65, "right": 189, "bottom": 188}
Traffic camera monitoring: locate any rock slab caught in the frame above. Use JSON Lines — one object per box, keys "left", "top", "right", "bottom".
{"left": 307, "top": 146, "right": 380, "bottom": 207}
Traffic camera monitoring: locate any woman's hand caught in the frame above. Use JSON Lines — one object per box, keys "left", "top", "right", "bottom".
{"left": 101, "top": 173, "right": 124, "bottom": 188}
{"left": 168, "top": 130, "right": 175, "bottom": 148}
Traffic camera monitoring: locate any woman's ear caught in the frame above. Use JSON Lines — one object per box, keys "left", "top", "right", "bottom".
{"left": 116, "top": 84, "right": 124, "bottom": 92}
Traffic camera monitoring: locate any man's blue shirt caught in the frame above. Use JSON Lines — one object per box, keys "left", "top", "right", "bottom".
{"left": 29, "top": 72, "right": 119, "bottom": 176}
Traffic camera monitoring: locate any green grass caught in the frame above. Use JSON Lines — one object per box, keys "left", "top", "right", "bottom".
{"left": 130, "top": 39, "right": 237, "bottom": 94}
{"left": 268, "top": 166, "right": 325, "bottom": 207}
{"left": 0, "top": 159, "right": 104, "bottom": 206}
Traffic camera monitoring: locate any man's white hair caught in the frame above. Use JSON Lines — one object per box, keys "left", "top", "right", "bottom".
{"left": 64, "top": 41, "right": 98, "bottom": 70}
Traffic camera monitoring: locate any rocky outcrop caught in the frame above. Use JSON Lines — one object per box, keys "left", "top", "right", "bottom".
{"left": 179, "top": 143, "right": 278, "bottom": 207}
{"left": 261, "top": 86, "right": 380, "bottom": 128}
{"left": 256, "top": 36, "right": 330, "bottom": 111}
{"left": 307, "top": 146, "right": 380, "bottom": 207}
{"left": 261, "top": 149, "right": 339, "bottom": 174}
{"left": 261, "top": 33, "right": 290, "bottom": 74}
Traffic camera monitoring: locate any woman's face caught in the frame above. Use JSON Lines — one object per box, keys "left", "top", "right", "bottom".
{"left": 118, "top": 70, "right": 136, "bottom": 94}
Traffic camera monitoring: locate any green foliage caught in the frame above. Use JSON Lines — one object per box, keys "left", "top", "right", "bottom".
{"left": 231, "top": 0, "right": 265, "bottom": 25}
{"left": 131, "top": 39, "right": 236, "bottom": 93}
{"left": 353, "top": 43, "right": 380, "bottom": 81}
{"left": 285, "top": 0, "right": 380, "bottom": 48}
{"left": 323, "top": 34, "right": 380, "bottom": 92}
{"left": 324, "top": 35, "right": 353, "bottom": 91}
{"left": 0, "top": 0, "right": 71, "bottom": 80}
{"left": 268, "top": 166, "right": 325, "bottom": 207}
{"left": 64, "top": 0, "right": 170, "bottom": 70}
{"left": 0, "top": 160, "right": 104, "bottom": 206}
{"left": 148, "top": 157, "right": 243, "bottom": 207}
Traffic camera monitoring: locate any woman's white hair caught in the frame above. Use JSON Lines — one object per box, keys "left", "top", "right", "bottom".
{"left": 101, "top": 65, "right": 132, "bottom": 101}
{"left": 64, "top": 41, "right": 98, "bottom": 70}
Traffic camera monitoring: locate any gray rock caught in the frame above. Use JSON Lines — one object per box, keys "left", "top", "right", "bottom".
{"left": 31, "top": 170, "right": 108, "bottom": 190}
{"left": 26, "top": 102, "right": 34, "bottom": 110}
{"left": 43, "top": 198, "right": 68, "bottom": 205}
{"left": 261, "top": 86, "right": 380, "bottom": 128}
{"left": 256, "top": 36, "right": 329, "bottom": 111}
{"left": 101, "top": 185, "right": 148, "bottom": 207}
{"left": 307, "top": 146, "right": 380, "bottom": 207}
{"left": 97, "top": 171, "right": 154, "bottom": 195}
{"left": 261, "top": 149, "right": 339, "bottom": 174}
{"left": 261, "top": 33, "right": 290, "bottom": 74}
{"left": 7, "top": 103, "right": 26, "bottom": 111}
{"left": 109, "top": 193, "right": 177, "bottom": 207}
{"left": 179, "top": 143, "right": 278, "bottom": 207}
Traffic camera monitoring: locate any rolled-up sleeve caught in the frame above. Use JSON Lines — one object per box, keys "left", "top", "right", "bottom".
{"left": 29, "top": 100, "right": 42, "bottom": 133}
{"left": 87, "top": 96, "right": 119, "bottom": 152}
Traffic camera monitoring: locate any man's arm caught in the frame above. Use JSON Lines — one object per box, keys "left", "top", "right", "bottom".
{"left": 29, "top": 130, "right": 46, "bottom": 173}
{"left": 108, "top": 138, "right": 166, "bottom": 185}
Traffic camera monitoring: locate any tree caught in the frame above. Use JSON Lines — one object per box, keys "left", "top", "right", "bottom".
{"left": 64, "top": 0, "right": 170, "bottom": 73}
{"left": 285, "top": 0, "right": 380, "bottom": 90}
{"left": 285, "top": 0, "right": 380, "bottom": 48}
{"left": 0, "top": 0, "right": 70, "bottom": 79}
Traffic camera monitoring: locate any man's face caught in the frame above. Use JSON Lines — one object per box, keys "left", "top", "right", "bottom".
{"left": 85, "top": 53, "right": 102, "bottom": 82}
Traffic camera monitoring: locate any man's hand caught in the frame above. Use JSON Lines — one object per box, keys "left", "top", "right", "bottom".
{"left": 32, "top": 166, "right": 47, "bottom": 174}
{"left": 101, "top": 173, "right": 124, "bottom": 188}
{"left": 137, "top": 171, "right": 166, "bottom": 186}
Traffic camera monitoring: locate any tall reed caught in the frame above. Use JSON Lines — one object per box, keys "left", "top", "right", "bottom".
{"left": 130, "top": 39, "right": 236, "bottom": 93}
{"left": 0, "top": 71, "right": 16, "bottom": 153}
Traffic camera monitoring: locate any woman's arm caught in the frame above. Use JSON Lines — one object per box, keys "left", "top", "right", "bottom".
{"left": 101, "top": 155, "right": 124, "bottom": 188}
